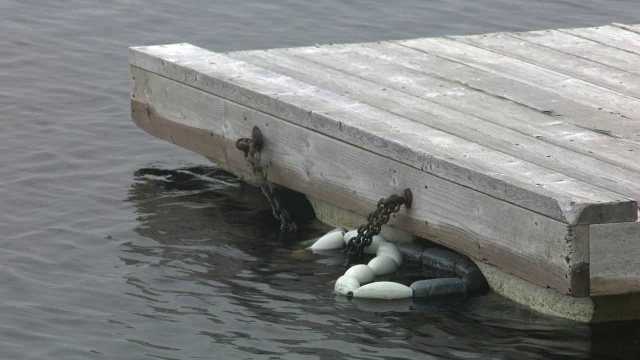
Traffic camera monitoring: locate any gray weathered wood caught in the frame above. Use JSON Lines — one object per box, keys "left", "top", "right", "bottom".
{"left": 590, "top": 218, "right": 640, "bottom": 296}
{"left": 131, "top": 68, "right": 590, "bottom": 295}
{"left": 563, "top": 25, "right": 640, "bottom": 55}
{"left": 129, "top": 44, "right": 636, "bottom": 225}
{"left": 614, "top": 23, "right": 640, "bottom": 36}
{"left": 396, "top": 37, "right": 640, "bottom": 122}
{"left": 292, "top": 41, "right": 640, "bottom": 143}
{"left": 264, "top": 44, "right": 640, "bottom": 171}
{"left": 451, "top": 32, "right": 640, "bottom": 99}
{"left": 510, "top": 29, "right": 640, "bottom": 76}
{"left": 228, "top": 49, "right": 640, "bottom": 204}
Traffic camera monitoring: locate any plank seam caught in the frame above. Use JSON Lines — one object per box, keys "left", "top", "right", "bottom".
{"left": 131, "top": 64, "right": 615, "bottom": 223}
{"left": 266, "top": 42, "right": 583, "bottom": 123}
{"left": 504, "top": 32, "right": 640, "bottom": 78}
{"left": 500, "top": 32, "right": 640, "bottom": 92}
{"left": 558, "top": 28, "right": 640, "bottom": 57}
{"left": 269, "top": 49, "right": 640, "bottom": 187}
{"left": 129, "top": 66, "right": 517, "bottom": 200}
{"left": 368, "top": 40, "right": 639, "bottom": 145}
{"left": 129, "top": 46, "right": 637, "bottom": 224}
{"left": 613, "top": 23, "right": 640, "bottom": 35}
{"left": 380, "top": 40, "right": 640, "bottom": 147}
{"left": 394, "top": 39, "right": 640, "bottom": 128}
{"left": 376, "top": 42, "right": 563, "bottom": 117}
{"left": 451, "top": 32, "right": 640, "bottom": 101}
{"left": 440, "top": 36, "right": 640, "bottom": 103}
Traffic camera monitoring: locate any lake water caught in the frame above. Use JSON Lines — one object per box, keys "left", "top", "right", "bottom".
{"left": 2, "top": 0, "right": 640, "bottom": 358}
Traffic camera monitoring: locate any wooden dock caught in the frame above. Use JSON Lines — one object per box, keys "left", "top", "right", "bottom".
{"left": 129, "top": 24, "right": 640, "bottom": 307}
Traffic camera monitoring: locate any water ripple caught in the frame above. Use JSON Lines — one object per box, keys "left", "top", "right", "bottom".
{"left": 2, "top": 0, "right": 640, "bottom": 358}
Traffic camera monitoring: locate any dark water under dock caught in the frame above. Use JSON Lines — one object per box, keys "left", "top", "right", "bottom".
{"left": 2, "top": 0, "right": 640, "bottom": 358}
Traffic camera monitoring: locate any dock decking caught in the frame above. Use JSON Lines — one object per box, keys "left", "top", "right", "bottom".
{"left": 129, "top": 24, "right": 640, "bottom": 300}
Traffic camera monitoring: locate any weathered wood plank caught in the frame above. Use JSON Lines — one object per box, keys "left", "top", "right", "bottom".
{"left": 131, "top": 68, "right": 590, "bottom": 295}
{"left": 615, "top": 23, "right": 640, "bottom": 36}
{"left": 229, "top": 49, "right": 640, "bottom": 205}
{"left": 509, "top": 29, "right": 640, "bottom": 76}
{"left": 396, "top": 37, "right": 640, "bottom": 122}
{"left": 451, "top": 32, "right": 640, "bottom": 99}
{"left": 129, "top": 44, "right": 636, "bottom": 225}
{"left": 265, "top": 44, "right": 640, "bottom": 172}
{"left": 590, "top": 217, "right": 640, "bottom": 296}
{"left": 563, "top": 25, "right": 640, "bottom": 55}
{"left": 294, "top": 41, "right": 640, "bottom": 143}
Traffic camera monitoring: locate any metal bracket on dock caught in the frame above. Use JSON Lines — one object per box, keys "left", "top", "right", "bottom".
{"left": 383, "top": 189, "right": 413, "bottom": 209}
{"left": 235, "top": 126, "right": 263, "bottom": 157}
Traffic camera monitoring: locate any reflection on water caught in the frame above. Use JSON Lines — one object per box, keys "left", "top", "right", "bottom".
{"left": 120, "top": 165, "right": 617, "bottom": 359}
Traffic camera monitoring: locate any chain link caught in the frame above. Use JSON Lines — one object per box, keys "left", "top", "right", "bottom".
{"left": 345, "top": 197, "right": 404, "bottom": 264}
{"left": 237, "top": 129, "right": 411, "bottom": 241}
{"left": 347, "top": 199, "right": 402, "bottom": 263}
{"left": 243, "top": 138, "right": 297, "bottom": 233}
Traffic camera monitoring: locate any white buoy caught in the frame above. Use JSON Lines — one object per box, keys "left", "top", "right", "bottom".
{"left": 344, "top": 264, "right": 375, "bottom": 285}
{"left": 367, "top": 255, "right": 398, "bottom": 275}
{"left": 352, "top": 281, "right": 413, "bottom": 300}
{"left": 310, "top": 231, "right": 346, "bottom": 251}
{"left": 343, "top": 229, "right": 359, "bottom": 246}
{"left": 376, "top": 242, "right": 402, "bottom": 265}
{"left": 334, "top": 275, "right": 360, "bottom": 297}
{"left": 363, "top": 235, "right": 386, "bottom": 255}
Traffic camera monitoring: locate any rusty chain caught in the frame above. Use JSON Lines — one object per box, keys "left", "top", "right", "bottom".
{"left": 346, "top": 190, "right": 412, "bottom": 264}
{"left": 236, "top": 127, "right": 297, "bottom": 233}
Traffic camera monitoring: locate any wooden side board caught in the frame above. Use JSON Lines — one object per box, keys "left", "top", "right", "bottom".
{"left": 128, "top": 44, "right": 636, "bottom": 225}
{"left": 590, "top": 217, "right": 640, "bottom": 296}
{"left": 131, "top": 68, "right": 590, "bottom": 295}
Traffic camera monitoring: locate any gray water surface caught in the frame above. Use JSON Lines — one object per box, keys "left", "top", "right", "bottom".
{"left": 2, "top": 0, "right": 640, "bottom": 358}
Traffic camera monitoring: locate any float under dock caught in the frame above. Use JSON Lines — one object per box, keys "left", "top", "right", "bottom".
{"left": 129, "top": 23, "right": 640, "bottom": 321}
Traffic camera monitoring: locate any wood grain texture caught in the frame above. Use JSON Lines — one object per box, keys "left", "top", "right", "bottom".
{"left": 228, "top": 48, "right": 640, "bottom": 205}
{"left": 451, "top": 32, "right": 640, "bottom": 99}
{"left": 614, "top": 23, "right": 640, "bottom": 36}
{"left": 590, "top": 218, "right": 640, "bottom": 296}
{"left": 129, "top": 44, "right": 636, "bottom": 225}
{"left": 261, "top": 44, "right": 640, "bottom": 171}
{"left": 291, "top": 41, "right": 640, "bottom": 144}
{"left": 130, "top": 69, "right": 590, "bottom": 295}
{"left": 510, "top": 29, "right": 640, "bottom": 76}
{"left": 396, "top": 37, "right": 640, "bottom": 122}
{"left": 563, "top": 25, "right": 640, "bottom": 55}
